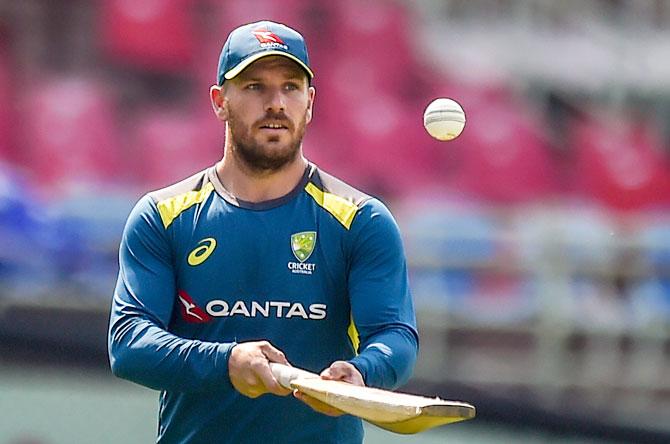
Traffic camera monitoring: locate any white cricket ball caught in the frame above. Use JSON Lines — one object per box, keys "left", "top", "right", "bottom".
{"left": 423, "top": 98, "right": 466, "bottom": 141}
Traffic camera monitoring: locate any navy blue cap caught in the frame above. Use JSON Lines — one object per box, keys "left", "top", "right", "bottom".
{"left": 217, "top": 20, "right": 314, "bottom": 85}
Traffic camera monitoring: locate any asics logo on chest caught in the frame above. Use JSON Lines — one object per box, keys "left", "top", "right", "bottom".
{"left": 188, "top": 237, "right": 217, "bottom": 266}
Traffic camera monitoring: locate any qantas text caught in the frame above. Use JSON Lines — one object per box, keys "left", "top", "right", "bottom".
{"left": 205, "top": 300, "right": 327, "bottom": 319}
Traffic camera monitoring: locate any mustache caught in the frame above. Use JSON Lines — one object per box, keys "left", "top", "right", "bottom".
{"left": 256, "top": 112, "right": 292, "bottom": 128}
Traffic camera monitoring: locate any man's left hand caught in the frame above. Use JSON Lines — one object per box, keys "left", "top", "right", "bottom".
{"left": 293, "top": 360, "right": 364, "bottom": 417}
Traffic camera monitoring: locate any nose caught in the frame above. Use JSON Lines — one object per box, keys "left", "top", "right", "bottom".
{"left": 265, "top": 87, "right": 286, "bottom": 114}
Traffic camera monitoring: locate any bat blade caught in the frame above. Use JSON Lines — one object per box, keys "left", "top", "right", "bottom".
{"left": 365, "top": 403, "right": 476, "bottom": 434}
{"left": 269, "top": 363, "right": 475, "bottom": 434}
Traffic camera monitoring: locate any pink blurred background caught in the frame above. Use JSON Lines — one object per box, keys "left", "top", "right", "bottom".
{"left": 1, "top": 1, "right": 670, "bottom": 441}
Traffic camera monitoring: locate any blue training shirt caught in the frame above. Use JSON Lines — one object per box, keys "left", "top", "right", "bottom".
{"left": 108, "top": 163, "right": 419, "bottom": 444}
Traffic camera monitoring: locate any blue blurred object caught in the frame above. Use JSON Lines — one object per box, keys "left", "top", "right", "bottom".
{"left": 46, "top": 188, "right": 136, "bottom": 300}
{"left": 629, "top": 278, "right": 670, "bottom": 329}
{"left": 404, "top": 203, "right": 498, "bottom": 316}
{"left": 629, "top": 220, "right": 670, "bottom": 328}
{"left": 638, "top": 222, "right": 670, "bottom": 269}
{"left": 0, "top": 163, "right": 135, "bottom": 302}
{"left": 513, "top": 207, "right": 618, "bottom": 269}
{"left": 0, "top": 163, "right": 58, "bottom": 299}
{"left": 403, "top": 203, "right": 500, "bottom": 266}
{"left": 410, "top": 267, "right": 476, "bottom": 311}
{"left": 404, "top": 203, "right": 538, "bottom": 325}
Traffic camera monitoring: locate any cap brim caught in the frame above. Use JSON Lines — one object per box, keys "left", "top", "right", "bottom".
{"left": 224, "top": 50, "right": 314, "bottom": 81}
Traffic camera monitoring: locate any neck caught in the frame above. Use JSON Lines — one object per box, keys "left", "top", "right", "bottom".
{"left": 216, "top": 148, "right": 308, "bottom": 203}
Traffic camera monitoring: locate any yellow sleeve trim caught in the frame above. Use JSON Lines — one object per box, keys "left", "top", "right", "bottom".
{"left": 304, "top": 182, "right": 359, "bottom": 230}
{"left": 156, "top": 182, "right": 214, "bottom": 229}
{"left": 347, "top": 315, "right": 360, "bottom": 354}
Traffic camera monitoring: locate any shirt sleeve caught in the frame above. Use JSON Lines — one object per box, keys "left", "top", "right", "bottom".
{"left": 108, "top": 195, "right": 236, "bottom": 392}
{"left": 346, "top": 198, "right": 419, "bottom": 390}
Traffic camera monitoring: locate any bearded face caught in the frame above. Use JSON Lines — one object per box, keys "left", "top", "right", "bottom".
{"left": 225, "top": 106, "right": 309, "bottom": 172}
{"left": 220, "top": 56, "right": 314, "bottom": 174}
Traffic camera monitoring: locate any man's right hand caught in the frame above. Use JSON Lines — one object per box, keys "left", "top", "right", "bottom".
{"left": 228, "top": 341, "right": 293, "bottom": 398}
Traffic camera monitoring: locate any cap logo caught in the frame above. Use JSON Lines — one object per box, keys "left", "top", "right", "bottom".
{"left": 252, "top": 27, "right": 288, "bottom": 50}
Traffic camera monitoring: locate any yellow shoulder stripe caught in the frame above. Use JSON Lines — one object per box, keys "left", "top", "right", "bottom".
{"left": 157, "top": 182, "right": 214, "bottom": 229}
{"left": 347, "top": 315, "right": 360, "bottom": 354}
{"left": 304, "top": 182, "right": 359, "bottom": 230}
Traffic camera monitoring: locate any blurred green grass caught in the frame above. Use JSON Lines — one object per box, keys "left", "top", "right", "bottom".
{"left": 0, "top": 365, "right": 609, "bottom": 444}
{"left": 0, "top": 366, "right": 156, "bottom": 443}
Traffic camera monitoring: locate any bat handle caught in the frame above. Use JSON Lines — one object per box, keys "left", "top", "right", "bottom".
{"left": 269, "top": 363, "right": 318, "bottom": 389}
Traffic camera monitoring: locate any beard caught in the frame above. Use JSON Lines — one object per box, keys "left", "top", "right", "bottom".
{"left": 226, "top": 108, "right": 308, "bottom": 174}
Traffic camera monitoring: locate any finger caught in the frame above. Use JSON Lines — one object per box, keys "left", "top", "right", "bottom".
{"left": 259, "top": 341, "right": 289, "bottom": 365}
{"left": 294, "top": 391, "right": 344, "bottom": 417}
{"left": 252, "top": 358, "right": 292, "bottom": 396}
{"left": 321, "top": 361, "right": 364, "bottom": 386}
{"left": 320, "top": 361, "right": 350, "bottom": 380}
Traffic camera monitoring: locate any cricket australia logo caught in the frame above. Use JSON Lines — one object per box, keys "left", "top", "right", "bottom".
{"left": 288, "top": 231, "right": 316, "bottom": 275}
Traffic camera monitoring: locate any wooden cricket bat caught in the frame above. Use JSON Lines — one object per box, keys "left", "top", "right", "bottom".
{"left": 269, "top": 363, "right": 475, "bottom": 434}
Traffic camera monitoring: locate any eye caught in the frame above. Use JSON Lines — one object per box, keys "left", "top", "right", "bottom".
{"left": 284, "top": 82, "right": 300, "bottom": 91}
{"left": 245, "top": 83, "right": 262, "bottom": 90}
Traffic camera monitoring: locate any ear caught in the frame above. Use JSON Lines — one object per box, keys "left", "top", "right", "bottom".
{"left": 210, "top": 85, "right": 228, "bottom": 121}
{"left": 306, "top": 86, "right": 315, "bottom": 124}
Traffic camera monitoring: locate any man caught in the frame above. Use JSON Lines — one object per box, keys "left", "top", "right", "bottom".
{"left": 108, "top": 20, "right": 418, "bottom": 443}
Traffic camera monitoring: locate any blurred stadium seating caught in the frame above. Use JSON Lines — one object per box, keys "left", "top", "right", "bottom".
{"left": 100, "top": 0, "right": 196, "bottom": 73}
{"left": 0, "top": 0, "right": 669, "bottom": 441}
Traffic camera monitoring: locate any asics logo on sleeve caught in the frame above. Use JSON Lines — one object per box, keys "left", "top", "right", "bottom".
{"left": 187, "top": 237, "right": 217, "bottom": 266}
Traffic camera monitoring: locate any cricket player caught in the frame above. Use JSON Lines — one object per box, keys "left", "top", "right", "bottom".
{"left": 108, "top": 20, "right": 419, "bottom": 444}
